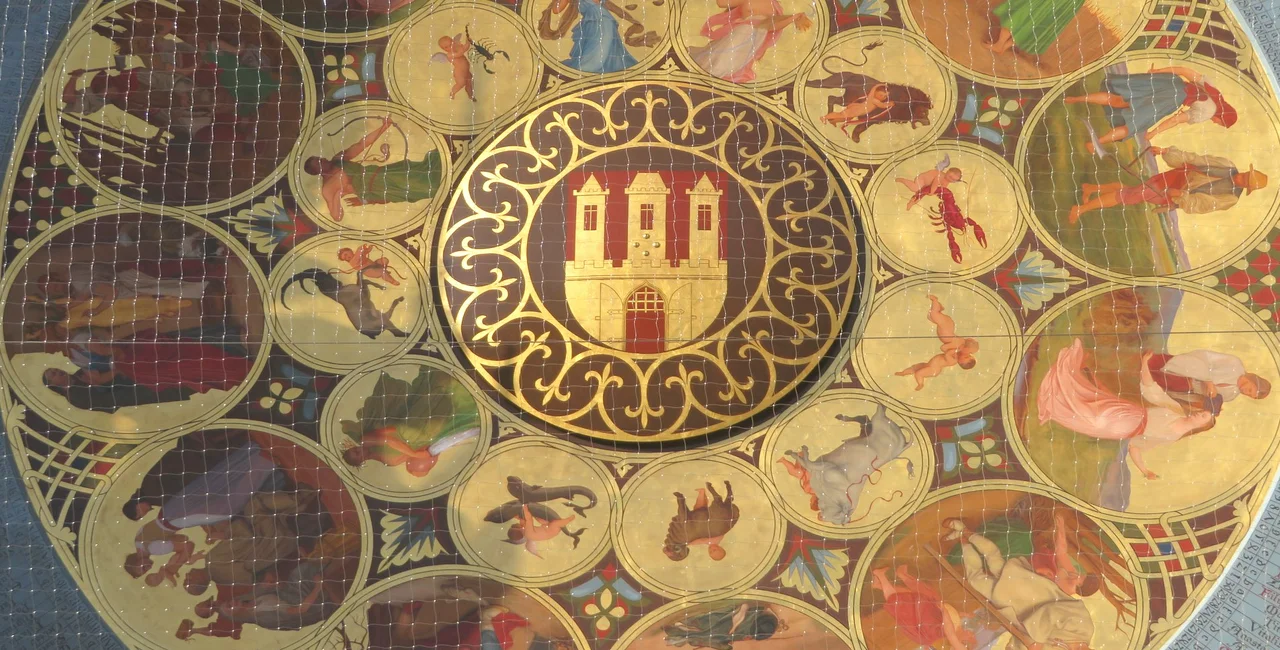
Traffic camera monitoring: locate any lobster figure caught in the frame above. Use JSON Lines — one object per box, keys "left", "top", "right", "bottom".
{"left": 897, "top": 156, "right": 987, "bottom": 263}
{"left": 927, "top": 186, "right": 986, "bottom": 263}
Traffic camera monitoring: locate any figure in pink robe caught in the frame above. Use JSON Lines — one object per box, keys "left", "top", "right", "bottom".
{"left": 688, "top": 0, "right": 811, "bottom": 84}
{"left": 1037, "top": 338, "right": 1217, "bottom": 479}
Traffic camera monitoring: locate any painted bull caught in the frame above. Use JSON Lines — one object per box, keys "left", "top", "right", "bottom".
{"left": 778, "top": 403, "right": 915, "bottom": 525}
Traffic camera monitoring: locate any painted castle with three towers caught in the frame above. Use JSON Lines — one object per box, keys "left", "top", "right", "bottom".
{"left": 563, "top": 172, "right": 728, "bottom": 353}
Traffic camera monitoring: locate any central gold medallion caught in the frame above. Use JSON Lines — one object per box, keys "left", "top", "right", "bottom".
{"left": 436, "top": 81, "right": 861, "bottom": 443}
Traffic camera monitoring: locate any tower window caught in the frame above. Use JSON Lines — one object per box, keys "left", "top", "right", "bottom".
{"left": 583, "top": 204, "right": 599, "bottom": 231}
{"left": 697, "top": 204, "right": 713, "bottom": 231}
{"left": 640, "top": 204, "right": 655, "bottom": 230}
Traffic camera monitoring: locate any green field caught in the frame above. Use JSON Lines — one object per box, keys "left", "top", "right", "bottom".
{"left": 1025, "top": 74, "right": 1184, "bottom": 276}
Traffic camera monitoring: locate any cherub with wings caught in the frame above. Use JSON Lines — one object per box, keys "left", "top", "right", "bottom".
{"left": 896, "top": 154, "right": 964, "bottom": 210}
{"left": 483, "top": 476, "right": 598, "bottom": 558}
{"left": 430, "top": 27, "right": 511, "bottom": 101}
{"left": 895, "top": 295, "right": 980, "bottom": 390}
{"left": 431, "top": 32, "right": 475, "bottom": 101}
{"left": 336, "top": 244, "right": 409, "bottom": 287}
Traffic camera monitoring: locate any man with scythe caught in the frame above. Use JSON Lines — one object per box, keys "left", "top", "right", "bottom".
{"left": 303, "top": 115, "right": 443, "bottom": 222}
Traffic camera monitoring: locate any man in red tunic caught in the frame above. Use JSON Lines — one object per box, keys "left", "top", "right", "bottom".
{"left": 1068, "top": 146, "right": 1268, "bottom": 224}
{"left": 870, "top": 565, "right": 975, "bottom": 649}
{"left": 1146, "top": 349, "right": 1271, "bottom": 415}
{"left": 43, "top": 331, "right": 252, "bottom": 397}
{"left": 388, "top": 603, "right": 530, "bottom": 650}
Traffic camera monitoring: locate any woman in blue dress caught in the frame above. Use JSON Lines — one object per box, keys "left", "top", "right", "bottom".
{"left": 545, "top": 0, "right": 638, "bottom": 74}
{"left": 1065, "top": 65, "right": 1238, "bottom": 152}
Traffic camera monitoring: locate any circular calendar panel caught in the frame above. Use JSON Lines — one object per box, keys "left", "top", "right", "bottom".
{"left": 0, "top": 0, "right": 1278, "bottom": 647}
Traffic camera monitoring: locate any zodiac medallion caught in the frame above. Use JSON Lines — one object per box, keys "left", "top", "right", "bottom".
{"left": 451, "top": 439, "right": 617, "bottom": 586}
{"left": 866, "top": 143, "right": 1027, "bottom": 278}
{"left": 616, "top": 592, "right": 851, "bottom": 650}
{"left": 322, "top": 357, "right": 491, "bottom": 502}
{"left": 856, "top": 280, "right": 1018, "bottom": 417}
{"left": 614, "top": 454, "right": 784, "bottom": 597}
{"left": 761, "top": 390, "right": 935, "bottom": 538}
{"left": 796, "top": 28, "right": 955, "bottom": 163}
{"left": 271, "top": 234, "right": 429, "bottom": 373}
{"left": 291, "top": 101, "right": 451, "bottom": 236}
{"left": 387, "top": 2, "right": 542, "bottom": 136}
{"left": 434, "top": 80, "right": 861, "bottom": 443}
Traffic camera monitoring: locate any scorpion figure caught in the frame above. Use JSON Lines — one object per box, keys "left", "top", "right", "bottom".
{"left": 896, "top": 156, "right": 987, "bottom": 263}
{"left": 466, "top": 25, "right": 510, "bottom": 75}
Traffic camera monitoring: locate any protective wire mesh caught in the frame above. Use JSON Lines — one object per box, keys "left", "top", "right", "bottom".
{"left": 0, "top": 0, "right": 1279, "bottom": 648}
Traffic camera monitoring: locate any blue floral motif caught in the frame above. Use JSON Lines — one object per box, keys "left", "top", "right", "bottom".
{"left": 379, "top": 510, "right": 446, "bottom": 573}
{"left": 222, "top": 196, "right": 313, "bottom": 255}
{"left": 568, "top": 566, "right": 645, "bottom": 638}
{"left": 938, "top": 418, "right": 1009, "bottom": 478}
{"left": 325, "top": 50, "right": 384, "bottom": 102}
{"left": 778, "top": 536, "right": 849, "bottom": 608}
{"left": 279, "top": 363, "right": 322, "bottom": 421}
{"left": 958, "top": 92, "right": 1025, "bottom": 146}
{"left": 995, "top": 249, "right": 1082, "bottom": 312}
{"left": 569, "top": 571, "right": 643, "bottom": 603}
{"left": 856, "top": 0, "right": 888, "bottom": 14}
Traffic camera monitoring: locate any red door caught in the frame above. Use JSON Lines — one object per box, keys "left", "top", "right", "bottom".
{"left": 626, "top": 285, "right": 665, "bottom": 353}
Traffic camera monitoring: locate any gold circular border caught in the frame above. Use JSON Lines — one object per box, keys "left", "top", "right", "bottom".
{"left": 447, "top": 436, "right": 620, "bottom": 588}
{"left": 289, "top": 100, "right": 453, "bottom": 238}
{"left": 320, "top": 354, "right": 493, "bottom": 502}
{"left": 668, "top": 0, "right": 831, "bottom": 94}
{"left": 791, "top": 26, "right": 958, "bottom": 165}
{"left": 322, "top": 563, "right": 592, "bottom": 650}
{"left": 268, "top": 232, "right": 430, "bottom": 374}
{"left": 385, "top": 1, "right": 546, "bottom": 137}
{"left": 433, "top": 78, "right": 862, "bottom": 443}
{"left": 250, "top": 0, "right": 442, "bottom": 44}
{"left": 79, "top": 420, "right": 374, "bottom": 650}
{"left": 0, "top": 205, "right": 272, "bottom": 439}
{"left": 853, "top": 277, "right": 1021, "bottom": 419}
{"left": 1004, "top": 278, "right": 1280, "bottom": 523}
{"left": 848, "top": 479, "right": 1151, "bottom": 650}
{"left": 1013, "top": 51, "right": 1280, "bottom": 283}
{"left": 612, "top": 450, "right": 786, "bottom": 599}
{"left": 895, "top": 0, "right": 1145, "bottom": 90}
{"left": 864, "top": 140, "right": 1028, "bottom": 280}
{"left": 41, "top": 0, "right": 317, "bottom": 216}
{"left": 518, "top": 0, "right": 675, "bottom": 82}
{"left": 611, "top": 588, "right": 855, "bottom": 650}
{"left": 757, "top": 388, "right": 936, "bottom": 539}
